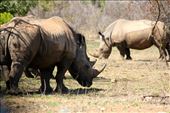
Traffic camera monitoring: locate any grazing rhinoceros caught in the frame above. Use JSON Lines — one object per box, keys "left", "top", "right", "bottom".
{"left": 91, "top": 19, "right": 169, "bottom": 61}
{"left": 0, "top": 16, "right": 106, "bottom": 94}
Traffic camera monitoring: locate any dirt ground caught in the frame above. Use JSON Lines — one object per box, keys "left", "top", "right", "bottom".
{"left": 0, "top": 40, "right": 170, "bottom": 113}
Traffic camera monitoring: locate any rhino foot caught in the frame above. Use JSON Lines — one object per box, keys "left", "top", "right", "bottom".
{"left": 55, "top": 85, "right": 69, "bottom": 94}
{"left": 5, "top": 88, "right": 23, "bottom": 95}
{"left": 167, "top": 59, "right": 170, "bottom": 62}
{"left": 39, "top": 86, "right": 53, "bottom": 95}
{"left": 126, "top": 56, "right": 132, "bottom": 60}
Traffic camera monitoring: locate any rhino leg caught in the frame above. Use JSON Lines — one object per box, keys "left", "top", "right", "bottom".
{"left": 125, "top": 48, "right": 132, "bottom": 60}
{"left": 55, "top": 66, "right": 69, "bottom": 94}
{"left": 166, "top": 42, "right": 170, "bottom": 61}
{"left": 0, "top": 65, "right": 10, "bottom": 82}
{"left": 6, "top": 61, "right": 25, "bottom": 94}
{"left": 117, "top": 45, "right": 126, "bottom": 60}
{"left": 24, "top": 68, "right": 35, "bottom": 78}
{"left": 55, "top": 59, "right": 72, "bottom": 94}
{"left": 154, "top": 41, "right": 166, "bottom": 61}
{"left": 39, "top": 67, "right": 54, "bottom": 94}
{"left": 152, "top": 35, "right": 168, "bottom": 61}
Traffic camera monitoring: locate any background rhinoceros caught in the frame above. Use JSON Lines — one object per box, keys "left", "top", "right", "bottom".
{"left": 91, "top": 19, "right": 169, "bottom": 61}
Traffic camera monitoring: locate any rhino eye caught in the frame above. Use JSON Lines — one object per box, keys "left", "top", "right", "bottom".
{"left": 100, "top": 48, "right": 103, "bottom": 51}
{"left": 87, "top": 57, "right": 90, "bottom": 61}
{"left": 85, "top": 64, "right": 90, "bottom": 69}
{"left": 106, "top": 38, "right": 109, "bottom": 41}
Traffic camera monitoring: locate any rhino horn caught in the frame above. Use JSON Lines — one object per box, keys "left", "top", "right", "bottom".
{"left": 89, "top": 51, "right": 99, "bottom": 58}
{"left": 98, "top": 32, "right": 104, "bottom": 38}
{"left": 92, "top": 63, "right": 106, "bottom": 78}
{"left": 90, "top": 59, "right": 97, "bottom": 67}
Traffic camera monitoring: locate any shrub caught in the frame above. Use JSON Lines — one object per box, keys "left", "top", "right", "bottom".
{"left": 0, "top": 0, "right": 37, "bottom": 16}
{"left": 0, "top": 12, "right": 13, "bottom": 25}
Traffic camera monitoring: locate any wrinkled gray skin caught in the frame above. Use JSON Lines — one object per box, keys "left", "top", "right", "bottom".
{"left": 0, "top": 17, "right": 105, "bottom": 94}
{"left": 91, "top": 19, "right": 169, "bottom": 61}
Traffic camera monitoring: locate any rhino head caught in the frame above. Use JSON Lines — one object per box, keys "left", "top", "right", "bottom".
{"left": 90, "top": 32, "right": 112, "bottom": 59}
{"left": 69, "top": 33, "right": 106, "bottom": 87}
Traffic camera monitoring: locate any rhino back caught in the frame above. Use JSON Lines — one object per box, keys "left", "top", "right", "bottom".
{"left": 109, "top": 19, "right": 157, "bottom": 43}
{"left": 7, "top": 22, "right": 42, "bottom": 64}
{"left": 28, "top": 17, "right": 77, "bottom": 68}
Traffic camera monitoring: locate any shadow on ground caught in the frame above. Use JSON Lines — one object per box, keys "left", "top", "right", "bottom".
{"left": 0, "top": 87, "right": 104, "bottom": 96}
{"left": 68, "top": 88, "right": 104, "bottom": 95}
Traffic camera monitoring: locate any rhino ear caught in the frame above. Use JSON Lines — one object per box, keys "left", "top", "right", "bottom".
{"left": 76, "top": 33, "right": 85, "bottom": 46}
{"left": 98, "top": 32, "right": 104, "bottom": 38}
{"left": 98, "top": 32, "right": 106, "bottom": 41}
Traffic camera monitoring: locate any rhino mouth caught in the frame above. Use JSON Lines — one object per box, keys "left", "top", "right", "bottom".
{"left": 79, "top": 80, "right": 92, "bottom": 87}
{"left": 74, "top": 74, "right": 92, "bottom": 87}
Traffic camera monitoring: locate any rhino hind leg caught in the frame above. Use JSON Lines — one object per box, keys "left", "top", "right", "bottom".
{"left": 6, "top": 62, "right": 25, "bottom": 94}
{"left": 157, "top": 47, "right": 167, "bottom": 61}
{"left": 153, "top": 38, "right": 167, "bottom": 61}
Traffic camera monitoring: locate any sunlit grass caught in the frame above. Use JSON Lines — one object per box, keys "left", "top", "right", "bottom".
{"left": 1, "top": 40, "right": 170, "bottom": 113}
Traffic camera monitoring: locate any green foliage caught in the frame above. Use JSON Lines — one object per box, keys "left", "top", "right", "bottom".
{"left": 0, "top": 0, "right": 37, "bottom": 16}
{"left": 38, "top": 0, "right": 55, "bottom": 11}
{"left": 0, "top": 12, "right": 13, "bottom": 24}
{"left": 97, "top": 0, "right": 105, "bottom": 11}
{"left": 80, "top": 0, "right": 92, "bottom": 5}
{"left": 91, "top": 0, "right": 105, "bottom": 7}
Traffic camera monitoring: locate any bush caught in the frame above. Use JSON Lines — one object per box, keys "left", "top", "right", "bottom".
{"left": 0, "top": 0, "right": 37, "bottom": 16}
{"left": 0, "top": 12, "right": 13, "bottom": 25}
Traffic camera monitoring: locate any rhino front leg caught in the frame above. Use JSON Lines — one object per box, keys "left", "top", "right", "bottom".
{"left": 6, "top": 62, "right": 25, "bottom": 94}
{"left": 117, "top": 45, "right": 126, "bottom": 60}
{"left": 55, "top": 60, "right": 72, "bottom": 94}
{"left": 55, "top": 66, "right": 68, "bottom": 94}
{"left": 39, "top": 67, "right": 54, "bottom": 94}
{"left": 166, "top": 42, "right": 170, "bottom": 61}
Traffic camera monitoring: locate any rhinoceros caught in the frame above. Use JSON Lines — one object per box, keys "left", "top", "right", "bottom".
{"left": 91, "top": 19, "right": 169, "bottom": 61}
{"left": 0, "top": 16, "right": 106, "bottom": 94}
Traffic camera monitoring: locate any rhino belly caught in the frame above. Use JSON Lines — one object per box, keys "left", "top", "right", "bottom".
{"left": 126, "top": 31, "right": 153, "bottom": 50}
{"left": 30, "top": 50, "right": 74, "bottom": 69}
{"left": 127, "top": 39, "right": 153, "bottom": 50}
{"left": 30, "top": 52, "right": 63, "bottom": 68}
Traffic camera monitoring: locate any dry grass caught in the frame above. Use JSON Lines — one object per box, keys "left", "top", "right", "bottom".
{"left": 0, "top": 40, "right": 170, "bottom": 113}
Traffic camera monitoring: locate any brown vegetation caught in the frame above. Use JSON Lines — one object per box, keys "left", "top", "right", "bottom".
{"left": 28, "top": 1, "right": 170, "bottom": 39}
